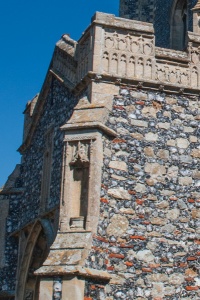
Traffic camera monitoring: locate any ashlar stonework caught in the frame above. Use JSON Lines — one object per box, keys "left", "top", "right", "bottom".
{"left": 0, "top": 0, "right": 200, "bottom": 299}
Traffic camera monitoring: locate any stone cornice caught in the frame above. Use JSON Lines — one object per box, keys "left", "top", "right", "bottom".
{"left": 60, "top": 121, "right": 117, "bottom": 137}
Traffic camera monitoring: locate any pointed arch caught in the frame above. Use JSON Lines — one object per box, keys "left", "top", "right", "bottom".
{"left": 15, "top": 219, "right": 55, "bottom": 300}
{"left": 170, "top": 0, "right": 188, "bottom": 50}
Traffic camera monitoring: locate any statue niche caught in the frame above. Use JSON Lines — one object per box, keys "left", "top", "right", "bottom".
{"left": 69, "top": 141, "right": 90, "bottom": 229}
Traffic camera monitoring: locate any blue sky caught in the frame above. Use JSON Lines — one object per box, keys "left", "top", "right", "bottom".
{"left": 0, "top": 1, "right": 119, "bottom": 187}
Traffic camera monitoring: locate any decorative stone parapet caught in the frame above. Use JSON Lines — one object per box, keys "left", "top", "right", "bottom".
{"left": 52, "top": 12, "right": 200, "bottom": 95}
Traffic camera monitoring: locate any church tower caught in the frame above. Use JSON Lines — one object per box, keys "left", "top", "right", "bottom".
{"left": 1, "top": 0, "right": 200, "bottom": 299}
{"left": 120, "top": 0, "right": 197, "bottom": 49}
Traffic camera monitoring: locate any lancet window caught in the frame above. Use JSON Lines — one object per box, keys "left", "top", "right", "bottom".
{"left": 171, "top": 0, "right": 188, "bottom": 50}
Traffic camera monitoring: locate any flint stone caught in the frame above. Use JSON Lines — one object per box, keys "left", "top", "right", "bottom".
{"left": 116, "top": 151, "right": 129, "bottom": 156}
{"left": 119, "top": 208, "right": 135, "bottom": 215}
{"left": 109, "top": 161, "right": 127, "bottom": 172}
{"left": 174, "top": 252, "right": 187, "bottom": 257}
{"left": 165, "top": 286, "right": 176, "bottom": 296}
{"left": 173, "top": 105, "right": 184, "bottom": 113}
{"left": 156, "top": 201, "right": 169, "bottom": 209}
{"left": 111, "top": 174, "right": 126, "bottom": 181}
{"left": 135, "top": 183, "right": 147, "bottom": 193}
{"left": 169, "top": 273, "right": 184, "bottom": 285}
{"left": 142, "top": 106, "right": 157, "bottom": 117}
{"left": 145, "top": 132, "right": 158, "bottom": 141}
{"left": 136, "top": 278, "right": 145, "bottom": 287}
{"left": 193, "top": 170, "right": 200, "bottom": 179}
{"left": 151, "top": 283, "right": 165, "bottom": 297}
{"left": 176, "top": 138, "right": 189, "bottom": 149}
{"left": 161, "top": 224, "right": 176, "bottom": 233}
{"left": 107, "top": 214, "right": 129, "bottom": 237}
{"left": 110, "top": 275, "right": 125, "bottom": 285}
{"left": 184, "top": 126, "right": 194, "bottom": 133}
{"left": 180, "top": 155, "right": 192, "bottom": 164}
{"left": 166, "top": 209, "right": 180, "bottom": 220}
{"left": 185, "top": 268, "right": 198, "bottom": 277}
{"left": 150, "top": 217, "right": 167, "bottom": 225}
{"left": 179, "top": 177, "right": 193, "bottom": 185}
{"left": 114, "top": 261, "right": 127, "bottom": 272}
{"left": 131, "top": 120, "right": 148, "bottom": 127}
{"left": 192, "top": 209, "right": 200, "bottom": 219}
{"left": 108, "top": 187, "right": 131, "bottom": 200}
{"left": 131, "top": 132, "right": 144, "bottom": 140}
{"left": 136, "top": 250, "right": 155, "bottom": 263}
{"left": 160, "top": 190, "right": 175, "bottom": 196}
{"left": 167, "top": 139, "right": 176, "bottom": 146}
{"left": 178, "top": 199, "right": 187, "bottom": 210}
{"left": 191, "top": 149, "right": 200, "bottom": 158}
{"left": 146, "top": 242, "right": 157, "bottom": 251}
{"left": 117, "top": 127, "right": 129, "bottom": 135}
{"left": 104, "top": 148, "right": 112, "bottom": 157}
{"left": 148, "top": 273, "right": 168, "bottom": 282}
{"left": 157, "top": 122, "right": 170, "bottom": 130}
{"left": 145, "top": 162, "right": 166, "bottom": 175}
{"left": 190, "top": 136, "right": 197, "bottom": 143}
{"left": 144, "top": 147, "right": 155, "bottom": 157}
{"left": 195, "top": 278, "right": 200, "bottom": 286}
{"left": 157, "top": 149, "right": 169, "bottom": 160}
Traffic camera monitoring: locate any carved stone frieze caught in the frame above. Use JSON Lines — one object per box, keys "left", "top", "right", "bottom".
{"left": 104, "top": 31, "right": 154, "bottom": 55}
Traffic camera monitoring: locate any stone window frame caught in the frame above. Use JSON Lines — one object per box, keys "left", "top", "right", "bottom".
{"left": 40, "top": 128, "right": 54, "bottom": 213}
{"left": 59, "top": 129, "right": 103, "bottom": 232}
{"left": 170, "top": 0, "right": 188, "bottom": 50}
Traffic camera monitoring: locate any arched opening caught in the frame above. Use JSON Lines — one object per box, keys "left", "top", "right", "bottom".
{"left": 171, "top": 0, "right": 188, "bottom": 50}
{"left": 24, "top": 229, "right": 48, "bottom": 300}
{"left": 16, "top": 219, "right": 56, "bottom": 300}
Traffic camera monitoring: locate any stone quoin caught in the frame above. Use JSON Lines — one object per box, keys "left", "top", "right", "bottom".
{"left": 0, "top": 0, "right": 200, "bottom": 299}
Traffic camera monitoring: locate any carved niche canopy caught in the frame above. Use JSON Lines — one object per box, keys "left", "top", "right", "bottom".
{"left": 70, "top": 141, "right": 90, "bottom": 168}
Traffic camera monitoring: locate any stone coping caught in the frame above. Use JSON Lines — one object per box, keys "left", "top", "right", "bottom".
{"left": 0, "top": 188, "right": 24, "bottom": 195}
{"left": 34, "top": 266, "right": 111, "bottom": 281}
{"left": 60, "top": 121, "right": 117, "bottom": 137}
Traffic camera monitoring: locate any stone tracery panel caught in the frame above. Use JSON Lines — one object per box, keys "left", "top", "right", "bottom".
{"left": 99, "top": 26, "right": 200, "bottom": 89}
